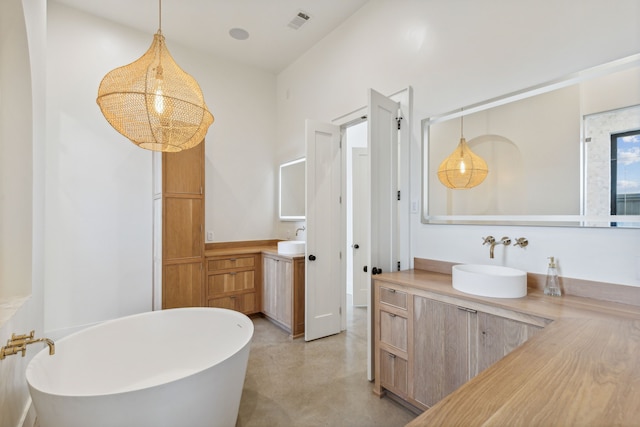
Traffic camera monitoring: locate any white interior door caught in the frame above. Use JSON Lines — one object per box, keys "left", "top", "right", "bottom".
{"left": 367, "top": 89, "right": 400, "bottom": 380}
{"left": 305, "top": 119, "right": 342, "bottom": 342}
{"left": 351, "top": 147, "right": 369, "bottom": 307}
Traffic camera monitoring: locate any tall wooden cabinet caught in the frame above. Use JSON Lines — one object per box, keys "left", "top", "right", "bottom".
{"left": 153, "top": 142, "right": 205, "bottom": 309}
{"left": 374, "top": 279, "right": 550, "bottom": 410}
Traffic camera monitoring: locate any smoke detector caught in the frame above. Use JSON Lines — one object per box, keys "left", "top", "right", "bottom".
{"left": 288, "top": 11, "right": 310, "bottom": 30}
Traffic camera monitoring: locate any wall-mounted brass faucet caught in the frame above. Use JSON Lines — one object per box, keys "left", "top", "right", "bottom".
{"left": 0, "top": 330, "right": 55, "bottom": 360}
{"left": 482, "top": 235, "right": 511, "bottom": 259}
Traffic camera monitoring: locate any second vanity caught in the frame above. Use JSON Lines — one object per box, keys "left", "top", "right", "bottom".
{"left": 374, "top": 258, "right": 640, "bottom": 426}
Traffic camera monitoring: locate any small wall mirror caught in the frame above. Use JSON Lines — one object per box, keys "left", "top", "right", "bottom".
{"left": 280, "top": 158, "right": 305, "bottom": 221}
{"left": 422, "top": 54, "right": 640, "bottom": 227}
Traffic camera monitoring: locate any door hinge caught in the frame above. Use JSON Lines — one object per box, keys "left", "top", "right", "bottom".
{"left": 339, "top": 251, "right": 342, "bottom": 260}
{"left": 339, "top": 196, "right": 342, "bottom": 204}
{"left": 339, "top": 306, "right": 342, "bottom": 315}
{"left": 396, "top": 116, "right": 403, "bottom": 130}
{"left": 397, "top": 261, "right": 401, "bottom": 271}
{"left": 397, "top": 190, "right": 401, "bottom": 201}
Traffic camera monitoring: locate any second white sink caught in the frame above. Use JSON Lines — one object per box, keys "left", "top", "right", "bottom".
{"left": 277, "top": 240, "right": 306, "bottom": 255}
{"left": 452, "top": 264, "right": 527, "bottom": 298}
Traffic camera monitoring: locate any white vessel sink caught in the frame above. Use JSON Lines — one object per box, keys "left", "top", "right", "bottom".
{"left": 452, "top": 264, "right": 527, "bottom": 298}
{"left": 277, "top": 240, "right": 306, "bottom": 255}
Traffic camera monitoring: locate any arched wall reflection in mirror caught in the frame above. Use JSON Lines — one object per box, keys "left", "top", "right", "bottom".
{"left": 279, "top": 158, "right": 305, "bottom": 221}
{"left": 422, "top": 54, "right": 640, "bottom": 228}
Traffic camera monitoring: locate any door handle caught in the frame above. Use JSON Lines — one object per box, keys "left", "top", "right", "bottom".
{"left": 353, "top": 244, "right": 359, "bottom": 249}
{"left": 363, "top": 266, "right": 368, "bottom": 273}
{"left": 371, "top": 267, "right": 382, "bottom": 275}
{"left": 308, "top": 254, "right": 317, "bottom": 261}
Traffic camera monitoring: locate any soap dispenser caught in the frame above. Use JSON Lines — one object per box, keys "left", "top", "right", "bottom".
{"left": 544, "top": 256, "right": 561, "bottom": 296}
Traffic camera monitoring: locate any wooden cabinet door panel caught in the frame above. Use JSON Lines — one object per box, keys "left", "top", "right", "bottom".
{"left": 275, "top": 258, "right": 293, "bottom": 327}
{"left": 380, "top": 310, "right": 408, "bottom": 352}
{"left": 476, "top": 311, "right": 543, "bottom": 375}
{"left": 163, "top": 262, "right": 203, "bottom": 308}
{"left": 380, "top": 287, "right": 408, "bottom": 310}
{"left": 413, "top": 296, "right": 471, "bottom": 408}
{"left": 207, "top": 256, "right": 255, "bottom": 271}
{"left": 163, "top": 144, "right": 203, "bottom": 195}
{"left": 207, "top": 271, "right": 255, "bottom": 294}
{"left": 380, "top": 349, "right": 408, "bottom": 398}
{"left": 208, "top": 293, "right": 256, "bottom": 314}
{"left": 164, "top": 197, "right": 203, "bottom": 259}
{"left": 262, "top": 256, "right": 277, "bottom": 318}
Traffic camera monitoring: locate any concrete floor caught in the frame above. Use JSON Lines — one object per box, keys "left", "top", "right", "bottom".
{"left": 236, "top": 307, "right": 417, "bottom": 427}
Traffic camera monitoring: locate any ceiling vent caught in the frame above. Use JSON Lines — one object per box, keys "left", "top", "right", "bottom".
{"left": 288, "top": 11, "right": 310, "bottom": 30}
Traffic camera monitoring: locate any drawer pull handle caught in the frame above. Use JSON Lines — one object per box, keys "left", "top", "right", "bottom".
{"left": 388, "top": 313, "right": 396, "bottom": 318}
{"left": 388, "top": 353, "right": 396, "bottom": 359}
{"left": 457, "top": 306, "right": 477, "bottom": 313}
{"left": 229, "top": 272, "right": 237, "bottom": 276}
{"left": 388, "top": 289, "right": 396, "bottom": 293}
{"left": 230, "top": 258, "right": 237, "bottom": 262}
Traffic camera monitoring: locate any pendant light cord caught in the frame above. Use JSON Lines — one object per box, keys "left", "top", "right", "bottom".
{"left": 158, "top": 0, "right": 162, "bottom": 33}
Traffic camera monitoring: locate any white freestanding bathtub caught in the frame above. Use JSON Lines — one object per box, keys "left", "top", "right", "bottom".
{"left": 26, "top": 307, "right": 253, "bottom": 427}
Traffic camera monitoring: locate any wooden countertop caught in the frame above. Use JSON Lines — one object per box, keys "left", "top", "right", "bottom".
{"left": 204, "top": 245, "right": 304, "bottom": 260}
{"left": 205, "top": 245, "right": 276, "bottom": 257}
{"left": 373, "top": 270, "right": 640, "bottom": 427}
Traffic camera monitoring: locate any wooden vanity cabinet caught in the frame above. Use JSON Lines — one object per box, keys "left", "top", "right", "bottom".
{"left": 374, "top": 279, "right": 549, "bottom": 410}
{"left": 205, "top": 253, "right": 260, "bottom": 315}
{"left": 262, "top": 252, "right": 305, "bottom": 337}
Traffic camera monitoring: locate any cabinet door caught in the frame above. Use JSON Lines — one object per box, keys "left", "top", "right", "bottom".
{"left": 207, "top": 271, "right": 255, "bottom": 295}
{"left": 163, "top": 143, "right": 204, "bottom": 195}
{"left": 163, "top": 262, "right": 203, "bottom": 308}
{"left": 164, "top": 197, "right": 203, "bottom": 259}
{"left": 380, "top": 349, "right": 408, "bottom": 398}
{"left": 275, "top": 258, "right": 292, "bottom": 327}
{"left": 262, "top": 256, "right": 278, "bottom": 318}
{"left": 413, "top": 296, "right": 472, "bottom": 408}
{"left": 380, "top": 311, "right": 408, "bottom": 352}
{"left": 475, "top": 311, "right": 543, "bottom": 375}
{"left": 208, "top": 293, "right": 256, "bottom": 314}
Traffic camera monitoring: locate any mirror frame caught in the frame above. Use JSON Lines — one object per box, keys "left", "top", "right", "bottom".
{"left": 279, "top": 157, "right": 306, "bottom": 221}
{"left": 422, "top": 53, "right": 640, "bottom": 228}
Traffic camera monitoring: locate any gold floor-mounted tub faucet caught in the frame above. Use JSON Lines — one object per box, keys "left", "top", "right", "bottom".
{"left": 0, "top": 330, "right": 55, "bottom": 360}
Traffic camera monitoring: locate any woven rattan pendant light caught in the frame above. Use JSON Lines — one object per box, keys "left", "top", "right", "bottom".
{"left": 437, "top": 114, "right": 488, "bottom": 189}
{"left": 96, "top": 0, "right": 213, "bottom": 152}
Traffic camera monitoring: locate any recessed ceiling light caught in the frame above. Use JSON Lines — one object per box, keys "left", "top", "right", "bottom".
{"left": 229, "top": 28, "right": 249, "bottom": 41}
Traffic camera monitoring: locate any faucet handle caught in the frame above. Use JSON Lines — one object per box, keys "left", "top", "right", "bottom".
{"left": 514, "top": 237, "right": 528, "bottom": 248}
{"left": 482, "top": 236, "right": 495, "bottom": 245}
{"left": 500, "top": 236, "right": 511, "bottom": 245}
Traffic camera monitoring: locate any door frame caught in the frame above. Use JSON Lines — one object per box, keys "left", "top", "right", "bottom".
{"left": 332, "top": 87, "right": 412, "bottom": 334}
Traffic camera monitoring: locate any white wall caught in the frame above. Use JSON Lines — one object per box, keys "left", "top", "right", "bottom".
{"left": 277, "top": 0, "right": 640, "bottom": 287}
{"left": 46, "top": 2, "right": 277, "bottom": 336}
{"left": 0, "top": 0, "right": 46, "bottom": 425}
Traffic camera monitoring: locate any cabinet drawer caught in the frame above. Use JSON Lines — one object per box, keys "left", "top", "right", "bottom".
{"left": 207, "top": 256, "right": 255, "bottom": 272}
{"left": 380, "top": 287, "right": 407, "bottom": 310}
{"left": 207, "top": 271, "right": 255, "bottom": 295}
{"left": 380, "top": 349, "right": 408, "bottom": 397}
{"left": 380, "top": 310, "right": 408, "bottom": 352}
{"left": 208, "top": 293, "right": 256, "bottom": 314}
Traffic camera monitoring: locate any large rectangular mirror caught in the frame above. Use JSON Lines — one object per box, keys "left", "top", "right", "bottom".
{"left": 422, "top": 54, "right": 640, "bottom": 227}
{"left": 280, "top": 158, "right": 305, "bottom": 221}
